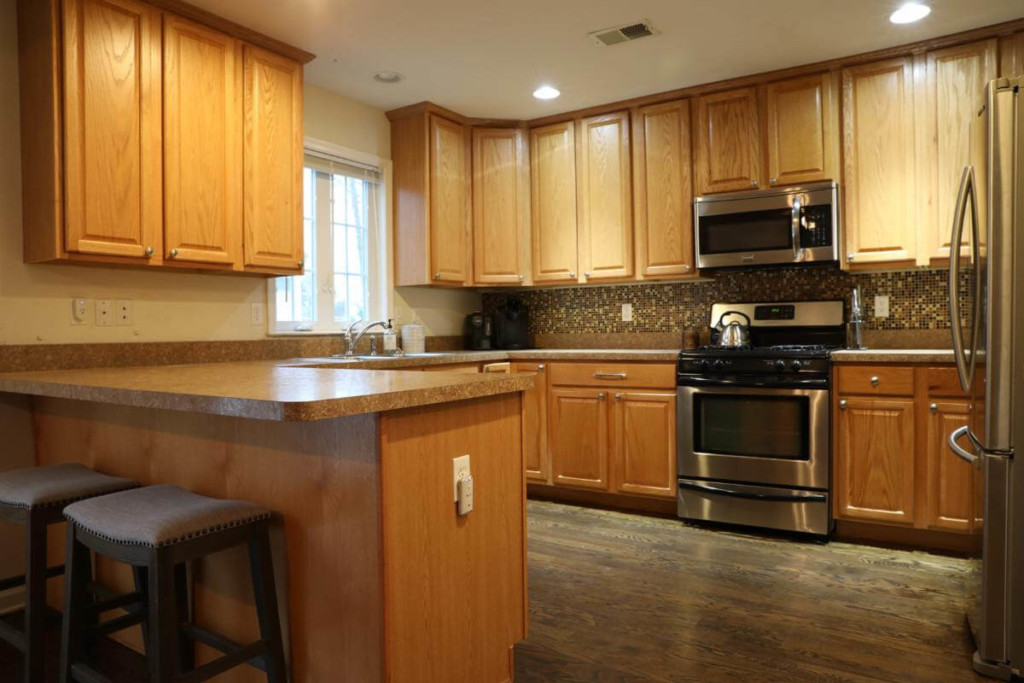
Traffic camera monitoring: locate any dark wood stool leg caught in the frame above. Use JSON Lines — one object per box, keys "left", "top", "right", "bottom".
{"left": 23, "top": 509, "right": 47, "bottom": 683}
{"left": 248, "top": 526, "right": 286, "bottom": 683}
{"left": 174, "top": 562, "right": 194, "bottom": 673}
{"left": 131, "top": 565, "right": 149, "bottom": 654}
{"left": 59, "top": 525, "right": 89, "bottom": 683}
{"left": 147, "top": 553, "right": 180, "bottom": 683}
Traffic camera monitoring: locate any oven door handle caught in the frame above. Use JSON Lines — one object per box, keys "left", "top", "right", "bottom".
{"left": 677, "top": 376, "right": 828, "bottom": 389}
{"left": 678, "top": 481, "right": 827, "bottom": 503}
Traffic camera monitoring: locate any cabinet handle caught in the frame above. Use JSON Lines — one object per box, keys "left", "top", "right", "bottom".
{"left": 930, "top": 403, "right": 938, "bottom": 412}
{"left": 298, "top": 260, "right": 304, "bottom": 270}
{"left": 870, "top": 375, "right": 880, "bottom": 386}
{"left": 839, "top": 399, "right": 848, "bottom": 410}
{"left": 614, "top": 392, "right": 623, "bottom": 401}
{"left": 593, "top": 372, "right": 627, "bottom": 380}
{"left": 598, "top": 392, "right": 607, "bottom": 401}
{"left": 169, "top": 248, "right": 179, "bottom": 259}
{"left": 144, "top": 246, "right": 154, "bottom": 258}
{"left": 847, "top": 254, "right": 856, "bottom": 262}
{"left": 769, "top": 178, "right": 778, "bottom": 186}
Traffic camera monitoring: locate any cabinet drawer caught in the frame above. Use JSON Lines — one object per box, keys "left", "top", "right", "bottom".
{"left": 925, "top": 366, "right": 968, "bottom": 398}
{"left": 548, "top": 363, "right": 675, "bottom": 389}
{"left": 837, "top": 366, "right": 914, "bottom": 396}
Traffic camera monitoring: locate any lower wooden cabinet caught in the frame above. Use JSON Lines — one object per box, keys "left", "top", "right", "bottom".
{"left": 513, "top": 362, "right": 550, "bottom": 483}
{"left": 834, "top": 364, "right": 981, "bottom": 540}
{"left": 548, "top": 388, "right": 609, "bottom": 490}
{"left": 611, "top": 391, "right": 677, "bottom": 498}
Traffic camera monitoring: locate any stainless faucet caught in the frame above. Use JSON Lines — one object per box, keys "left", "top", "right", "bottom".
{"left": 340, "top": 319, "right": 389, "bottom": 356}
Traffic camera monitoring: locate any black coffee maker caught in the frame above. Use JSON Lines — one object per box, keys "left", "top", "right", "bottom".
{"left": 464, "top": 312, "right": 493, "bottom": 350}
{"left": 493, "top": 299, "right": 530, "bottom": 350}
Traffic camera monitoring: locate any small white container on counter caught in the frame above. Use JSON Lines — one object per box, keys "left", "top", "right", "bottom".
{"left": 401, "top": 323, "right": 425, "bottom": 354}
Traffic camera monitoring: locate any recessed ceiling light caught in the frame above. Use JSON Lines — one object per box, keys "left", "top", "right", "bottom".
{"left": 533, "top": 85, "right": 560, "bottom": 100}
{"left": 889, "top": 2, "right": 931, "bottom": 24}
{"left": 373, "top": 71, "right": 403, "bottom": 84}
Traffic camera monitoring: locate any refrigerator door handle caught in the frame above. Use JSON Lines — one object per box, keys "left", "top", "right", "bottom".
{"left": 948, "top": 165, "right": 976, "bottom": 393}
{"left": 948, "top": 425, "right": 981, "bottom": 469}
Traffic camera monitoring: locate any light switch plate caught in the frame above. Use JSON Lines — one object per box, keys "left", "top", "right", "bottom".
{"left": 96, "top": 299, "right": 114, "bottom": 327}
{"left": 452, "top": 454, "right": 471, "bottom": 503}
{"left": 874, "top": 295, "right": 890, "bottom": 318}
{"left": 621, "top": 303, "right": 633, "bottom": 322}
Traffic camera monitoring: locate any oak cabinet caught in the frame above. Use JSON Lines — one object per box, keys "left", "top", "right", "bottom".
{"left": 695, "top": 88, "right": 762, "bottom": 194}
{"left": 764, "top": 73, "right": 838, "bottom": 188}
{"left": 612, "top": 391, "right": 677, "bottom": 499}
{"left": 428, "top": 115, "right": 471, "bottom": 284}
{"left": 163, "top": 15, "right": 242, "bottom": 267}
{"left": 472, "top": 128, "right": 529, "bottom": 285}
{"left": 999, "top": 31, "right": 1024, "bottom": 77}
{"left": 530, "top": 121, "right": 579, "bottom": 283}
{"left": 925, "top": 400, "right": 976, "bottom": 532}
{"left": 548, "top": 388, "right": 609, "bottom": 490}
{"left": 632, "top": 100, "right": 696, "bottom": 279}
{"left": 513, "top": 362, "right": 550, "bottom": 483}
{"left": 577, "top": 112, "right": 634, "bottom": 282}
{"left": 62, "top": 0, "right": 162, "bottom": 260}
{"left": 841, "top": 58, "right": 918, "bottom": 268}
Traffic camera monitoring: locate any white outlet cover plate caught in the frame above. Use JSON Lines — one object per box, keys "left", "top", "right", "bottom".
{"left": 116, "top": 299, "right": 133, "bottom": 326}
{"left": 452, "top": 454, "right": 471, "bottom": 502}
{"left": 874, "top": 295, "right": 890, "bottom": 318}
{"left": 96, "top": 299, "right": 114, "bottom": 327}
{"left": 71, "top": 298, "right": 88, "bottom": 325}
{"left": 621, "top": 303, "right": 633, "bottom": 322}
{"left": 251, "top": 302, "right": 265, "bottom": 326}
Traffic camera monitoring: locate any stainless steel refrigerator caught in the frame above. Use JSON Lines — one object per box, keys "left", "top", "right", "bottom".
{"left": 947, "top": 76, "right": 1024, "bottom": 680}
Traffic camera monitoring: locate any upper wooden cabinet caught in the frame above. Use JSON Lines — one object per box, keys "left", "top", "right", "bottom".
{"left": 163, "top": 15, "right": 242, "bottom": 267}
{"left": 62, "top": 0, "right": 162, "bottom": 260}
{"left": 472, "top": 127, "right": 528, "bottom": 285}
{"left": 18, "top": 0, "right": 311, "bottom": 274}
{"left": 633, "top": 100, "right": 695, "bottom": 279}
{"left": 695, "top": 88, "right": 762, "bottom": 194}
{"left": 920, "top": 40, "right": 998, "bottom": 266}
{"left": 389, "top": 107, "right": 471, "bottom": 286}
{"left": 842, "top": 58, "right": 917, "bottom": 268}
{"left": 764, "top": 73, "right": 838, "bottom": 188}
{"left": 530, "top": 121, "right": 579, "bottom": 283}
{"left": 242, "top": 46, "right": 304, "bottom": 272}
{"left": 577, "top": 112, "right": 633, "bottom": 282}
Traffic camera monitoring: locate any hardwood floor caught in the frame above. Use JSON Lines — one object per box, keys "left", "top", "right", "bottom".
{"left": 516, "top": 500, "right": 983, "bottom": 683}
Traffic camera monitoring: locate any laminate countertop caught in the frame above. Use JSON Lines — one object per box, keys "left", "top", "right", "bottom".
{"left": 829, "top": 349, "right": 956, "bottom": 363}
{"left": 0, "top": 361, "right": 534, "bottom": 422}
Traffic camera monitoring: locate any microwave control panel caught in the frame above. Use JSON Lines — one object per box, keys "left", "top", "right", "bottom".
{"left": 799, "top": 205, "right": 833, "bottom": 248}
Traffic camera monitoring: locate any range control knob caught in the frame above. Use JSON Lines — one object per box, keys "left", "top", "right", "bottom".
{"left": 696, "top": 359, "right": 709, "bottom": 371}
{"left": 774, "top": 359, "right": 787, "bottom": 371}
{"left": 712, "top": 359, "right": 725, "bottom": 371}
{"left": 791, "top": 360, "right": 804, "bottom": 371}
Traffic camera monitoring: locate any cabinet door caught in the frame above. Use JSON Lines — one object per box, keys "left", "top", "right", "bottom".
{"left": 612, "top": 391, "right": 676, "bottom": 498}
{"left": 548, "top": 388, "right": 608, "bottom": 490}
{"left": 836, "top": 396, "right": 916, "bottom": 525}
{"left": 633, "top": 100, "right": 695, "bottom": 279}
{"left": 513, "top": 362, "right": 549, "bottom": 483}
{"left": 242, "top": 45, "right": 303, "bottom": 271}
{"left": 429, "top": 114, "right": 470, "bottom": 284}
{"left": 163, "top": 16, "right": 242, "bottom": 267}
{"left": 842, "top": 58, "right": 917, "bottom": 268}
{"left": 62, "top": 0, "right": 161, "bottom": 259}
{"left": 998, "top": 31, "right": 1024, "bottom": 77}
{"left": 530, "top": 122, "right": 579, "bottom": 283}
{"left": 472, "top": 128, "right": 527, "bottom": 285}
{"left": 577, "top": 112, "right": 633, "bottom": 281}
{"left": 922, "top": 40, "right": 997, "bottom": 266}
{"left": 765, "top": 73, "right": 837, "bottom": 187}
{"left": 695, "top": 88, "right": 761, "bottom": 194}
{"left": 925, "top": 400, "right": 976, "bottom": 532}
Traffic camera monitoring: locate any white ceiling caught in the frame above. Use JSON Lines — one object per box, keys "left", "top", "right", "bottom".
{"left": 189, "top": 0, "right": 1024, "bottom": 119}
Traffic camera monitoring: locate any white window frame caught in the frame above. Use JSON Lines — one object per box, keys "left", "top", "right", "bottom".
{"left": 267, "top": 139, "right": 392, "bottom": 335}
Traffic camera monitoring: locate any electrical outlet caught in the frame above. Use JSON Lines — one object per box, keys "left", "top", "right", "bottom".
{"left": 96, "top": 299, "right": 114, "bottom": 327}
{"left": 452, "top": 454, "right": 471, "bottom": 503}
{"left": 116, "top": 300, "right": 133, "bottom": 326}
{"left": 251, "top": 302, "right": 265, "bottom": 326}
{"left": 874, "top": 295, "right": 890, "bottom": 319}
{"left": 71, "top": 298, "right": 88, "bottom": 326}
{"left": 621, "top": 303, "right": 633, "bottom": 323}
{"left": 457, "top": 476, "right": 474, "bottom": 516}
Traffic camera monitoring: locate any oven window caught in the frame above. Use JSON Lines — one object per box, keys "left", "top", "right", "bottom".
{"left": 694, "top": 394, "right": 809, "bottom": 460}
{"left": 698, "top": 208, "right": 793, "bottom": 255}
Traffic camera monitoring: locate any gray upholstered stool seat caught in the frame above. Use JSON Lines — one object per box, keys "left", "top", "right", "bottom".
{"left": 64, "top": 484, "right": 271, "bottom": 548}
{"left": 0, "top": 463, "right": 136, "bottom": 510}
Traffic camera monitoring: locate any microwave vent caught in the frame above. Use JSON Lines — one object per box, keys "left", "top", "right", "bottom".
{"left": 589, "top": 20, "right": 657, "bottom": 47}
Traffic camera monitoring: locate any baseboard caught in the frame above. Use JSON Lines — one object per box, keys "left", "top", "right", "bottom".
{"left": 527, "top": 484, "right": 677, "bottom": 517}
{"left": 834, "top": 519, "right": 982, "bottom": 556}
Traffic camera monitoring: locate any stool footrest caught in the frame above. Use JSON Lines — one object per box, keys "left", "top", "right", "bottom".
{"left": 184, "top": 624, "right": 269, "bottom": 674}
{"left": 177, "top": 638, "right": 269, "bottom": 683}
{"left": 88, "top": 590, "right": 144, "bottom": 616}
{"left": 70, "top": 661, "right": 114, "bottom": 683}
{"left": 91, "top": 609, "right": 146, "bottom": 639}
{"left": 0, "top": 617, "right": 26, "bottom": 652}
{"left": 0, "top": 564, "right": 65, "bottom": 592}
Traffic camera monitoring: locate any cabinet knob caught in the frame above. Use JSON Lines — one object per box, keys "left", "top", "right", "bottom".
{"left": 298, "top": 260, "right": 304, "bottom": 270}
{"left": 584, "top": 271, "right": 591, "bottom": 279}
{"left": 537, "top": 364, "right": 545, "bottom": 371}
{"left": 169, "top": 248, "right": 178, "bottom": 259}
{"left": 683, "top": 264, "right": 692, "bottom": 273}
{"left": 769, "top": 178, "right": 778, "bottom": 186}
{"left": 598, "top": 392, "right": 607, "bottom": 401}
{"left": 750, "top": 181, "right": 758, "bottom": 188}
{"left": 930, "top": 403, "right": 938, "bottom": 412}
{"left": 870, "top": 375, "right": 880, "bottom": 386}
{"left": 144, "top": 246, "right": 154, "bottom": 258}
{"left": 614, "top": 392, "right": 623, "bottom": 401}
{"left": 847, "top": 254, "right": 856, "bottom": 262}
{"left": 839, "top": 399, "right": 848, "bottom": 410}
{"left": 517, "top": 274, "right": 524, "bottom": 283}
{"left": 568, "top": 271, "right": 576, "bottom": 279}
{"left": 433, "top": 272, "right": 441, "bottom": 280}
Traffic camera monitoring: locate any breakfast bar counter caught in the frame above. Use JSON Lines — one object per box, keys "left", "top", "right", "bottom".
{"left": 0, "top": 361, "right": 531, "bottom": 682}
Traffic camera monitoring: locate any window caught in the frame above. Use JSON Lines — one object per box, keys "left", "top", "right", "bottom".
{"left": 270, "top": 145, "right": 387, "bottom": 333}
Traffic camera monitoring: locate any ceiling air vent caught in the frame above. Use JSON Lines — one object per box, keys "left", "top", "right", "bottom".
{"left": 588, "top": 20, "right": 657, "bottom": 47}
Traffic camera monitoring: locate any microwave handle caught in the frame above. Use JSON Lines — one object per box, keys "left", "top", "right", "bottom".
{"left": 791, "top": 197, "right": 803, "bottom": 261}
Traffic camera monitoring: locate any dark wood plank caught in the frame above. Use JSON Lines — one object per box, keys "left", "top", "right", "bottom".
{"left": 516, "top": 501, "right": 984, "bottom": 683}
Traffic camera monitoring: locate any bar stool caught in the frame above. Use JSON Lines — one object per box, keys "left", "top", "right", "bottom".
{"left": 0, "top": 463, "right": 137, "bottom": 683}
{"left": 60, "top": 484, "right": 287, "bottom": 683}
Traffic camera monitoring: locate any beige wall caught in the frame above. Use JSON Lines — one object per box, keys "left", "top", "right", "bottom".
{"left": 0, "top": 0, "right": 475, "bottom": 345}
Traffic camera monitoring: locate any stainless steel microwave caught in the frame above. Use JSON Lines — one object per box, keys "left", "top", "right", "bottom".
{"left": 693, "top": 181, "right": 840, "bottom": 269}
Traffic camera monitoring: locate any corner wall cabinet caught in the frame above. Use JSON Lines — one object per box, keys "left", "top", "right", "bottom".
{"left": 17, "top": 0, "right": 312, "bottom": 275}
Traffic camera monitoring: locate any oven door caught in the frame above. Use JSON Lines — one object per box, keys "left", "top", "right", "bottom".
{"left": 677, "top": 383, "right": 830, "bottom": 490}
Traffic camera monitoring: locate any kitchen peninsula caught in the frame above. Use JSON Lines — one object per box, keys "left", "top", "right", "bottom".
{"left": 0, "top": 361, "right": 532, "bottom": 682}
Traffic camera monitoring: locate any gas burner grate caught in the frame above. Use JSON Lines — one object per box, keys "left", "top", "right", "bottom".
{"left": 769, "top": 344, "right": 829, "bottom": 352}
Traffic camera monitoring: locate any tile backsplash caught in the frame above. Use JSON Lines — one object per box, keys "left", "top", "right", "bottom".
{"left": 482, "top": 265, "right": 969, "bottom": 336}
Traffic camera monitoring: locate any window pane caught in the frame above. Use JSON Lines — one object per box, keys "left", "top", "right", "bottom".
{"left": 275, "top": 186, "right": 317, "bottom": 323}
{"left": 333, "top": 274, "right": 348, "bottom": 321}
{"left": 348, "top": 275, "right": 366, "bottom": 321}
{"left": 347, "top": 226, "right": 363, "bottom": 275}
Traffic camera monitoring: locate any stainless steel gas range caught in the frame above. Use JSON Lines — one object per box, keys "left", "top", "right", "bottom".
{"left": 676, "top": 300, "right": 845, "bottom": 537}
